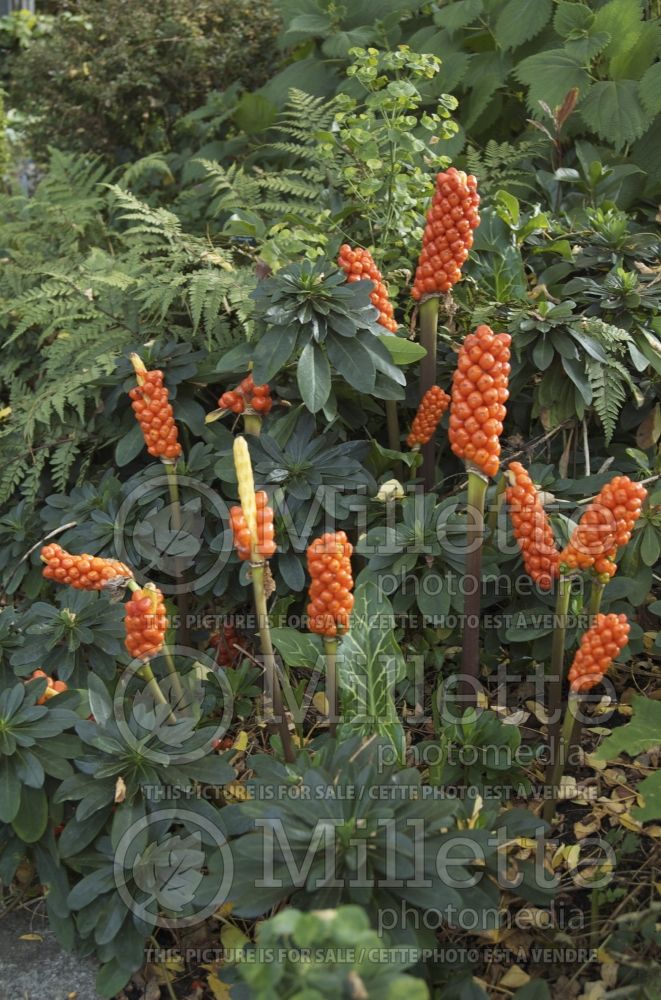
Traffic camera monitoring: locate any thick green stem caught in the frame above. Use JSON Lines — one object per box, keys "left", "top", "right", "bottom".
{"left": 165, "top": 461, "right": 190, "bottom": 647}
{"left": 323, "top": 636, "right": 338, "bottom": 737}
{"left": 459, "top": 469, "right": 488, "bottom": 705}
{"left": 162, "top": 647, "right": 185, "bottom": 709}
{"left": 486, "top": 472, "right": 506, "bottom": 536}
{"left": 589, "top": 577, "right": 606, "bottom": 616}
{"left": 138, "top": 662, "right": 178, "bottom": 726}
{"left": 543, "top": 695, "right": 579, "bottom": 823}
{"left": 546, "top": 575, "right": 571, "bottom": 778}
{"left": 419, "top": 297, "right": 439, "bottom": 492}
{"left": 251, "top": 562, "right": 295, "bottom": 763}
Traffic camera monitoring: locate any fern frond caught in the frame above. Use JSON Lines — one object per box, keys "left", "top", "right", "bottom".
{"left": 587, "top": 358, "right": 636, "bottom": 443}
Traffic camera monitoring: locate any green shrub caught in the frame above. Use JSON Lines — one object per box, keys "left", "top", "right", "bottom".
{"left": 9, "top": 0, "right": 281, "bottom": 159}
{"left": 268, "top": 0, "right": 661, "bottom": 195}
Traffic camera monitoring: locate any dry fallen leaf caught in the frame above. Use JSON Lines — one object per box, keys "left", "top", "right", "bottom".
{"left": 499, "top": 965, "right": 531, "bottom": 989}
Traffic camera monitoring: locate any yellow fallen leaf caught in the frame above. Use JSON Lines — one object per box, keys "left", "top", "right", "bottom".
{"left": 162, "top": 957, "right": 185, "bottom": 972}
{"left": 617, "top": 812, "right": 642, "bottom": 832}
{"left": 500, "top": 965, "right": 530, "bottom": 989}
{"left": 233, "top": 731, "right": 249, "bottom": 752}
{"left": 574, "top": 817, "right": 600, "bottom": 839}
{"left": 19, "top": 933, "right": 43, "bottom": 941}
{"left": 0, "top": 407, "right": 11, "bottom": 421}
{"left": 207, "top": 972, "right": 233, "bottom": 999}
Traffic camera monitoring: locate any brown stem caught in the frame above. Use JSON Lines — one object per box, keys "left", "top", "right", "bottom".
{"left": 543, "top": 695, "right": 579, "bottom": 823}
{"left": 459, "top": 469, "right": 487, "bottom": 705}
{"left": 546, "top": 575, "right": 571, "bottom": 786}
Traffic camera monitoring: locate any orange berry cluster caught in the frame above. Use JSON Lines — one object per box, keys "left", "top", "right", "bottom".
{"left": 567, "top": 613, "right": 629, "bottom": 693}
{"left": 307, "top": 531, "right": 354, "bottom": 637}
{"left": 448, "top": 325, "right": 511, "bottom": 478}
{"left": 412, "top": 167, "right": 480, "bottom": 301}
{"left": 124, "top": 585, "right": 167, "bottom": 661}
{"left": 219, "top": 374, "right": 272, "bottom": 415}
{"left": 209, "top": 622, "right": 241, "bottom": 667}
{"left": 337, "top": 245, "right": 398, "bottom": 333}
{"left": 560, "top": 476, "right": 647, "bottom": 577}
{"left": 41, "top": 543, "right": 132, "bottom": 590}
{"left": 28, "top": 669, "right": 67, "bottom": 704}
{"left": 506, "top": 462, "right": 560, "bottom": 590}
{"left": 407, "top": 385, "right": 451, "bottom": 447}
{"left": 129, "top": 369, "right": 182, "bottom": 461}
{"left": 230, "top": 490, "right": 276, "bottom": 561}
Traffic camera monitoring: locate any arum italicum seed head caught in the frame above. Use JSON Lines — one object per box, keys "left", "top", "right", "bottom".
{"left": 506, "top": 462, "right": 560, "bottom": 590}
{"left": 567, "top": 612, "right": 629, "bottom": 693}
{"left": 230, "top": 436, "right": 276, "bottom": 562}
{"left": 128, "top": 353, "right": 182, "bottom": 461}
{"left": 448, "top": 324, "right": 511, "bottom": 478}
{"left": 559, "top": 475, "right": 647, "bottom": 577}
{"left": 411, "top": 166, "right": 480, "bottom": 301}
{"left": 124, "top": 583, "right": 167, "bottom": 661}
{"left": 338, "top": 244, "right": 398, "bottom": 332}
{"left": 307, "top": 531, "right": 354, "bottom": 637}
{"left": 407, "top": 385, "right": 451, "bottom": 448}
{"left": 41, "top": 543, "right": 133, "bottom": 590}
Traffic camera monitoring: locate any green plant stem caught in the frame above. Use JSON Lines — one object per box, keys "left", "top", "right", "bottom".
{"left": 165, "top": 460, "right": 190, "bottom": 647}
{"left": 243, "top": 412, "right": 262, "bottom": 436}
{"left": 546, "top": 575, "right": 571, "bottom": 783}
{"left": 138, "top": 662, "right": 178, "bottom": 726}
{"left": 589, "top": 577, "right": 606, "bottom": 616}
{"left": 323, "top": 636, "right": 338, "bottom": 737}
{"left": 251, "top": 562, "right": 295, "bottom": 763}
{"left": 459, "top": 469, "right": 488, "bottom": 705}
{"left": 126, "top": 579, "right": 183, "bottom": 718}
{"left": 419, "top": 296, "right": 439, "bottom": 492}
{"left": 486, "top": 472, "right": 506, "bottom": 536}
{"left": 543, "top": 695, "right": 579, "bottom": 823}
{"left": 163, "top": 647, "right": 185, "bottom": 709}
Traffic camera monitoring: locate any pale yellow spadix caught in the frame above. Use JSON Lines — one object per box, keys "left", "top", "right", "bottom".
{"left": 233, "top": 436, "right": 258, "bottom": 559}
{"left": 129, "top": 352, "right": 147, "bottom": 386}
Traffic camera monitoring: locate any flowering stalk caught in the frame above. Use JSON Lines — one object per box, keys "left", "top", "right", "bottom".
{"left": 306, "top": 530, "right": 354, "bottom": 737}
{"left": 544, "top": 613, "right": 630, "bottom": 822}
{"left": 124, "top": 579, "right": 178, "bottom": 724}
{"left": 412, "top": 168, "right": 480, "bottom": 490}
{"left": 233, "top": 437, "right": 294, "bottom": 762}
{"left": 449, "top": 325, "right": 510, "bottom": 704}
{"left": 337, "top": 244, "right": 401, "bottom": 460}
{"left": 130, "top": 353, "right": 190, "bottom": 645}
